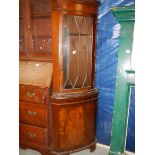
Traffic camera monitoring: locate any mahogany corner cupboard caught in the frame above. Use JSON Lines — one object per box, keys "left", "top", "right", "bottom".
{"left": 19, "top": 0, "right": 99, "bottom": 155}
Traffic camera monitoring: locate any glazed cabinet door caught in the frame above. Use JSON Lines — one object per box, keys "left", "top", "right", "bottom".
{"left": 62, "top": 15, "right": 94, "bottom": 89}
{"left": 19, "top": 0, "right": 52, "bottom": 59}
{"left": 52, "top": 13, "right": 97, "bottom": 93}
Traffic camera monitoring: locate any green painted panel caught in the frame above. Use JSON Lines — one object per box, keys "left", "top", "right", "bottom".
{"left": 109, "top": 7, "right": 135, "bottom": 155}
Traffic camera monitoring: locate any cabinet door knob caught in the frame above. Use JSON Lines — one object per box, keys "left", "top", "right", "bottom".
{"left": 27, "top": 110, "right": 37, "bottom": 116}
{"left": 26, "top": 91, "right": 35, "bottom": 97}
{"left": 28, "top": 132, "right": 37, "bottom": 138}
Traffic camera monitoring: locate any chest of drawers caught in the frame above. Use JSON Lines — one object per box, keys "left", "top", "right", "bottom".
{"left": 19, "top": 85, "right": 51, "bottom": 154}
{"left": 19, "top": 61, "right": 52, "bottom": 155}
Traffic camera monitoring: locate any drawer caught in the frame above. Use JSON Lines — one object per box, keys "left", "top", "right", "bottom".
{"left": 20, "top": 123, "right": 48, "bottom": 146}
{"left": 20, "top": 85, "right": 46, "bottom": 103}
{"left": 20, "top": 102, "right": 48, "bottom": 127}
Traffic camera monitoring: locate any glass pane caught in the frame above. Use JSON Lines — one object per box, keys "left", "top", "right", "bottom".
{"left": 30, "top": 0, "right": 52, "bottom": 53}
{"left": 63, "top": 15, "right": 93, "bottom": 89}
{"left": 19, "top": 0, "right": 52, "bottom": 54}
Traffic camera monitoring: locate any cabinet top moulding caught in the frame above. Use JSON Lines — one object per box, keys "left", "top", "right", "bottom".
{"left": 51, "top": 0, "right": 98, "bottom": 14}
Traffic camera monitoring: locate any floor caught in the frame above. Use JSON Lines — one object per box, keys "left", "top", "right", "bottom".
{"left": 19, "top": 144, "right": 135, "bottom": 155}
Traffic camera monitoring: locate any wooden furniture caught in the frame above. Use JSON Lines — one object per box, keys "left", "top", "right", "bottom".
{"left": 109, "top": 7, "right": 135, "bottom": 155}
{"left": 19, "top": 0, "right": 98, "bottom": 155}
{"left": 19, "top": 61, "right": 53, "bottom": 155}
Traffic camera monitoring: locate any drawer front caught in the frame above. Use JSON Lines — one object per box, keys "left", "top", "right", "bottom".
{"left": 20, "top": 102, "right": 48, "bottom": 127}
{"left": 20, "top": 85, "right": 46, "bottom": 103}
{"left": 20, "top": 123, "right": 48, "bottom": 146}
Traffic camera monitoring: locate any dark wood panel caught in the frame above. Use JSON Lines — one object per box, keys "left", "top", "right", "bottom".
{"left": 20, "top": 102, "right": 48, "bottom": 127}
{"left": 32, "top": 18, "right": 51, "bottom": 36}
{"left": 22, "top": 0, "right": 33, "bottom": 53}
{"left": 52, "top": 0, "right": 98, "bottom": 13}
{"left": 62, "top": 2, "right": 97, "bottom": 14}
{"left": 30, "top": 0, "right": 51, "bottom": 15}
{"left": 58, "top": 101, "right": 96, "bottom": 151}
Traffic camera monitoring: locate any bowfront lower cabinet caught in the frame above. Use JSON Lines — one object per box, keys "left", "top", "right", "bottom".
{"left": 19, "top": 0, "right": 98, "bottom": 155}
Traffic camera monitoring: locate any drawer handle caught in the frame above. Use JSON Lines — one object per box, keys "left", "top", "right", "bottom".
{"left": 28, "top": 132, "right": 37, "bottom": 138}
{"left": 26, "top": 92, "right": 35, "bottom": 97}
{"left": 27, "top": 110, "right": 37, "bottom": 116}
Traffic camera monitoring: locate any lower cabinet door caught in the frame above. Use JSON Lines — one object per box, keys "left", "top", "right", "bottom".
{"left": 51, "top": 100, "right": 97, "bottom": 152}
{"left": 19, "top": 123, "right": 48, "bottom": 146}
